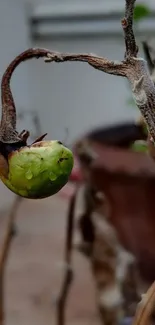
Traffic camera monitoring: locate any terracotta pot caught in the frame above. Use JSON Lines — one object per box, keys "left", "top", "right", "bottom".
{"left": 74, "top": 121, "right": 146, "bottom": 152}
{"left": 90, "top": 144, "right": 155, "bottom": 282}
{"left": 72, "top": 121, "right": 147, "bottom": 183}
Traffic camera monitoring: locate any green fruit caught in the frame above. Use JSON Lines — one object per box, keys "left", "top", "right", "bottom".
{"left": 0, "top": 140, "right": 73, "bottom": 199}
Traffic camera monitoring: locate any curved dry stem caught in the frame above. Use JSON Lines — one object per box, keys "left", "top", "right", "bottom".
{"left": 132, "top": 282, "right": 155, "bottom": 325}
{"left": 0, "top": 48, "right": 127, "bottom": 144}
{"left": 0, "top": 48, "right": 56, "bottom": 143}
{"left": 44, "top": 52, "right": 127, "bottom": 77}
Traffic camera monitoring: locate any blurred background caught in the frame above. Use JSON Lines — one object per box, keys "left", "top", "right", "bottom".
{"left": 0, "top": 1, "right": 155, "bottom": 325}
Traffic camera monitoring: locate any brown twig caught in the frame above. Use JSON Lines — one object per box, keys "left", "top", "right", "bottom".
{"left": 122, "top": 0, "right": 138, "bottom": 58}
{"left": 75, "top": 185, "right": 95, "bottom": 257}
{"left": 0, "top": 195, "right": 22, "bottom": 325}
{"left": 132, "top": 281, "right": 155, "bottom": 325}
{"left": 56, "top": 188, "right": 77, "bottom": 325}
{"left": 142, "top": 41, "right": 155, "bottom": 74}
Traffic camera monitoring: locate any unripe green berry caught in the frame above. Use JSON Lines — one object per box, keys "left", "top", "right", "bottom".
{"left": 0, "top": 140, "right": 73, "bottom": 199}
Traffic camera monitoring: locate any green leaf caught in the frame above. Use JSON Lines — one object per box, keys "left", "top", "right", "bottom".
{"left": 134, "top": 4, "right": 150, "bottom": 22}
{"left": 130, "top": 140, "right": 148, "bottom": 153}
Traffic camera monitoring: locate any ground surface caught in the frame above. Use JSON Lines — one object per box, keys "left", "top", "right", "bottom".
{"left": 0, "top": 191, "right": 99, "bottom": 325}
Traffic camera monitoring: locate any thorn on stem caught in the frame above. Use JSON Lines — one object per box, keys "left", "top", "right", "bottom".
{"left": 121, "top": 18, "right": 128, "bottom": 28}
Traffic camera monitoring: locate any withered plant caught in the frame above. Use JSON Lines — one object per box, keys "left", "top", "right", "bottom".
{"left": 0, "top": 0, "right": 155, "bottom": 324}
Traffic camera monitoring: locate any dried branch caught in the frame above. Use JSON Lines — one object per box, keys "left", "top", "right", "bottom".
{"left": 45, "top": 52, "right": 127, "bottom": 77}
{"left": 142, "top": 41, "right": 155, "bottom": 74}
{"left": 122, "top": 0, "right": 138, "bottom": 58}
{"left": 0, "top": 195, "right": 22, "bottom": 325}
{"left": 120, "top": 1, "right": 155, "bottom": 142}
{"left": 56, "top": 188, "right": 77, "bottom": 325}
{"left": 132, "top": 281, "right": 155, "bottom": 325}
